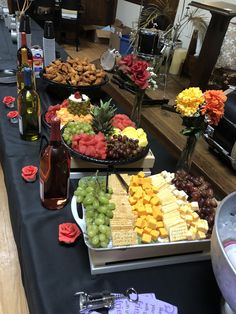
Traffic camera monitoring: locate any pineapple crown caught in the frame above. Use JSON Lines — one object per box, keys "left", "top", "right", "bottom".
{"left": 92, "top": 99, "right": 116, "bottom": 136}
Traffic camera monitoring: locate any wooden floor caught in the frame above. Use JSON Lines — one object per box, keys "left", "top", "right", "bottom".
{"left": 0, "top": 38, "right": 188, "bottom": 314}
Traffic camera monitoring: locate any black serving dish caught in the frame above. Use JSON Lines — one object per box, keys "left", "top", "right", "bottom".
{"left": 40, "top": 69, "right": 109, "bottom": 100}
{"left": 61, "top": 125, "right": 149, "bottom": 166}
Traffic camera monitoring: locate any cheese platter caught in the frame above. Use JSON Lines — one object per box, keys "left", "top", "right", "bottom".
{"left": 71, "top": 170, "right": 217, "bottom": 274}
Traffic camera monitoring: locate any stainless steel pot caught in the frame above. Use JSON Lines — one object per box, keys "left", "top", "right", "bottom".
{"left": 211, "top": 192, "right": 236, "bottom": 312}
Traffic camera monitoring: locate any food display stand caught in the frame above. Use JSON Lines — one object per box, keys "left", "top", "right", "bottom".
{"left": 0, "top": 18, "right": 227, "bottom": 314}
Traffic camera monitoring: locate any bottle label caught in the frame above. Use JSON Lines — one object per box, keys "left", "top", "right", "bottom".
{"left": 19, "top": 115, "right": 23, "bottom": 135}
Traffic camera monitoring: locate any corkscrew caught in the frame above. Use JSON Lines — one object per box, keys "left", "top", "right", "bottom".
{"left": 75, "top": 287, "right": 138, "bottom": 313}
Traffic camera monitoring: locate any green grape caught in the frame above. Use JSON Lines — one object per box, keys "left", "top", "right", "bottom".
{"left": 91, "top": 224, "right": 99, "bottom": 234}
{"left": 85, "top": 205, "right": 94, "bottom": 211}
{"left": 105, "top": 227, "right": 111, "bottom": 238}
{"left": 104, "top": 217, "right": 110, "bottom": 226}
{"left": 99, "top": 233, "right": 107, "bottom": 242}
{"left": 95, "top": 217, "right": 105, "bottom": 226}
{"left": 98, "top": 224, "right": 108, "bottom": 234}
{"left": 86, "top": 186, "right": 94, "bottom": 194}
{"left": 99, "top": 195, "right": 109, "bottom": 205}
{"left": 100, "top": 239, "right": 109, "bottom": 248}
{"left": 85, "top": 217, "right": 93, "bottom": 224}
{"left": 76, "top": 195, "right": 84, "bottom": 203}
{"left": 98, "top": 191, "right": 106, "bottom": 198}
{"left": 88, "top": 229, "right": 96, "bottom": 238}
{"left": 86, "top": 210, "right": 94, "bottom": 218}
{"left": 108, "top": 187, "right": 113, "bottom": 194}
{"left": 83, "top": 195, "right": 95, "bottom": 206}
{"left": 98, "top": 205, "right": 108, "bottom": 214}
{"left": 107, "top": 202, "right": 116, "bottom": 211}
{"left": 105, "top": 193, "right": 111, "bottom": 200}
{"left": 91, "top": 236, "right": 100, "bottom": 246}
{"left": 106, "top": 210, "right": 113, "bottom": 219}
{"left": 93, "top": 199, "right": 100, "bottom": 210}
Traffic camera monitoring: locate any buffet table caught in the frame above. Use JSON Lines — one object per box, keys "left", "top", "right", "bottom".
{"left": 0, "top": 19, "right": 222, "bottom": 314}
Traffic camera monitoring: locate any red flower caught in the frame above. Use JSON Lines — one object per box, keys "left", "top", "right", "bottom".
{"left": 21, "top": 165, "right": 38, "bottom": 182}
{"left": 201, "top": 90, "right": 227, "bottom": 125}
{"left": 3, "top": 96, "right": 15, "bottom": 106}
{"left": 7, "top": 111, "right": 19, "bottom": 119}
{"left": 59, "top": 223, "right": 81, "bottom": 244}
{"left": 118, "top": 54, "right": 136, "bottom": 67}
{"left": 129, "top": 61, "right": 150, "bottom": 89}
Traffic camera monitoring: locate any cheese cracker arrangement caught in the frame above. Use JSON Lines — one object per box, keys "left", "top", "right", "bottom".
{"left": 73, "top": 170, "right": 216, "bottom": 248}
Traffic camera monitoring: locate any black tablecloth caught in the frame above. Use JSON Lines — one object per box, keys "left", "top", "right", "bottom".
{"left": 0, "top": 20, "right": 221, "bottom": 314}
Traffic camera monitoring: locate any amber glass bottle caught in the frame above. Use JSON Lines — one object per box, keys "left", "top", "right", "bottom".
{"left": 39, "top": 119, "right": 71, "bottom": 210}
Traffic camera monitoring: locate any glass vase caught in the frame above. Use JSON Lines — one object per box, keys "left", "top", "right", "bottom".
{"left": 176, "top": 134, "right": 198, "bottom": 172}
{"left": 131, "top": 88, "right": 145, "bottom": 127}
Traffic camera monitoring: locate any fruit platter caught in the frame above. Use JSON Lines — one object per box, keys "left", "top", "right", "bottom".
{"left": 71, "top": 170, "right": 217, "bottom": 254}
{"left": 48, "top": 91, "right": 150, "bottom": 164}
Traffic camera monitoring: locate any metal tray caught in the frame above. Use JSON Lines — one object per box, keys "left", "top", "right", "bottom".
{"left": 71, "top": 196, "right": 211, "bottom": 265}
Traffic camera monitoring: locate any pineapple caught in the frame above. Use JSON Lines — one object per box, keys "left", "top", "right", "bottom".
{"left": 92, "top": 99, "right": 116, "bottom": 136}
{"left": 67, "top": 93, "right": 90, "bottom": 116}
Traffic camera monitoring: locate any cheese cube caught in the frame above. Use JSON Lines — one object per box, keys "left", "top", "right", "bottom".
{"left": 137, "top": 171, "right": 145, "bottom": 178}
{"left": 150, "top": 196, "right": 159, "bottom": 206}
{"left": 147, "top": 217, "right": 158, "bottom": 230}
{"left": 128, "top": 196, "right": 137, "bottom": 205}
{"left": 150, "top": 229, "right": 159, "bottom": 241}
{"left": 159, "top": 227, "right": 168, "bottom": 238}
{"left": 152, "top": 206, "right": 162, "bottom": 221}
{"left": 156, "top": 221, "right": 164, "bottom": 228}
{"left": 141, "top": 233, "right": 152, "bottom": 243}
{"left": 192, "top": 212, "right": 199, "bottom": 221}
{"left": 185, "top": 214, "right": 193, "bottom": 224}
{"left": 196, "top": 230, "right": 206, "bottom": 240}
{"left": 137, "top": 206, "right": 146, "bottom": 216}
{"left": 197, "top": 219, "right": 209, "bottom": 234}
{"left": 191, "top": 201, "right": 199, "bottom": 211}
{"left": 145, "top": 206, "right": 153, "bottom": 215}
{"left": 135, "top": 218, "right": 144, "bottom": 228}
{"left": 134, "top": 227, "right": 143, "bottom": 237}
{"left": 143, "top": 227, "right": 152, "bottom": 235}
{"left": 186, "top": 230, "right": 195, "bottom": 241}
{"left": 143, "top": 194, "right": 151, "bottom": 204}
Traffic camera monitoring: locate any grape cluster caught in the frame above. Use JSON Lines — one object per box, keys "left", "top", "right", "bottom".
{"left": 63, "top": 121, "right": 94, "bottom": 144}
{"left": 74, "top": 176, "right": 115, "bottom": 248}
{"left": 107, "top": 134, "right": 143, "bottom": 159}
{"left": 172, "top": 170, "right": 217, "bottom": 237}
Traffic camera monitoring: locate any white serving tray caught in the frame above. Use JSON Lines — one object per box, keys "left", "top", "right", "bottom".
{"left": 71, "top": 196, "right": 211, "bottom": 274}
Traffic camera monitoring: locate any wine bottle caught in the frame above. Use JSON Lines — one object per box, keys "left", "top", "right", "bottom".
{"left": 43, "top": 21, "right": 56, "bottom": 67}
{"left": 39, "top": 119, "right": 71, "bottom": 210}
{"left": 17, "top": 32, "right": 33, "bottom": 67}
{"left": 17, "top": 14, "right": 31, "bottom": 49}
{"left": 17, "top": 67, "right": 41, "bottom": 141}
{"left": 16, "top": 47, "right": 31, "bottom": 93}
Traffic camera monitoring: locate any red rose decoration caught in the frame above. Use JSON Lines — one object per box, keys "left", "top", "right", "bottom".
{"left": 7, "top": 110, "right": 18, "bottom": 119}
{"left": 118, "top": 54, "right": 136, "bottom": 67}
{"left": 59, "top": 223, "right": 81, "bottom": 244}
{"left": 3, "top": 96, "right": 15, "bottom": 108}
{"left": 21, "top": 165, "right": 38, "bottom": 182}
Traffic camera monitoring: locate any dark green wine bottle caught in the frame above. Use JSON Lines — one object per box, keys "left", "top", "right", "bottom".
{"left": 17, "top": 67, "right": 41, "bottom": 141}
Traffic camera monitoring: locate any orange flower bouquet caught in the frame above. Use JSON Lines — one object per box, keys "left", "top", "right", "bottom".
{"left": 175, "top": 87, "right": 227, "bottom": 171}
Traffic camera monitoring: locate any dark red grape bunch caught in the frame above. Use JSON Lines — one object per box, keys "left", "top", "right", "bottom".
{"left": 172, "top": 169, "right": 217, "bottom": 237}
{"left": 107, "top": 134, "right": 143, "bottom": 160}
